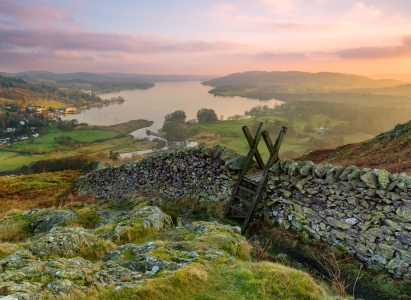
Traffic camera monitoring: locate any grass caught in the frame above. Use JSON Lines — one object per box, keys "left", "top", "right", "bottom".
{"left": 9, "top": 126, "right": 117, "bottom": 152}
{"left": 49, "top": 262, "right": 335, "bottom": 300}
{"left": 77, "top": 137, "right": 158, "bottom": 155}
{"left": 0, "top": 170, "right": 80, "bottom": 215}
{"left": 0, "top": 150, "right": 81, "bottom": 171}
{"left": 0, "top": 97, "right": 72, "bottom": 109}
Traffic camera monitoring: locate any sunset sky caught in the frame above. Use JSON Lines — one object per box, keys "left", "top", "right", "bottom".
{"left": 1, "top": 0, "right": 411, "bottom": 75}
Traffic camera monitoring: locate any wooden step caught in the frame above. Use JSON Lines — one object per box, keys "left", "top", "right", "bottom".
{"left": 243, "top": 170, "right": 264, "bottom": 183}
{"left": 234, "top": 195, "right": 252, "bottom": 205}
{"left": 238, "top": 185, "right": 256, "bottom": 194}
{"left": 228, "top": 205, "right": 247, "bottom": 215}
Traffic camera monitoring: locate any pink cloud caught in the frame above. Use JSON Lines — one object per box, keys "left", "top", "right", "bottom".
{"left": 53, "top": 50, "right": 92, "bottom": 60}
{"left": 0, "top": 0, "right": 73, "bottom": 26}
{"left": 233, "top": 15, "right": 354, "bottom": 32}
{"left": 99, "top": 53, "right": 138, "bottom": 62}
{"left": 337, "top": 34, "right": 411, "bottom": 59}
{"left": 349, "top": 2, "right": 381, "bottom": 19}
{"left": 0, "top": 27, "right": 252, "bottom": 54}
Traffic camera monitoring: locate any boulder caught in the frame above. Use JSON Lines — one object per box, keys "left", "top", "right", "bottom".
{"left": 99, "top": 206, "right": 174, "bottom": 242}
{"left": 29, "top": 227, "right": 101, "bottom": 257}
{"left": 24, "top": 209, "right": 77, "bottom": 234}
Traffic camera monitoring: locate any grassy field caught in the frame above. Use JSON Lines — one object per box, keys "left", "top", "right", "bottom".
{"left": 0, "top": 138, "right": 158, "bottom": 172}
{"left": 77, "top": 137, "right": 158, "bottom": 155}
{"left": 8, "top": 126, "right": 118, "bottom": 152}
{"left": 0, "top": 150, "right": 81, "bottom": 172}
{"left": 0, "top": 97, "right": 72, "bottom": 109}
{"left": 193, "top": 111, "right": 349, "bottom": 159}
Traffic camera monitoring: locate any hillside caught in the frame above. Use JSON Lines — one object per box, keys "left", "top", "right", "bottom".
{"left": 202, "top": 71, "right": 404, "bottom": 90}
{"left": 10, "top": 71, "right": 217, "bottom": 83}
{"left": 369, "top": 73, "right": 411, "bottom": 82}
{"left": 296, "top": 119, "right": 411, "bottom": 174}
{"left": 0, "top": 74, "right": 101, "bottom": 104}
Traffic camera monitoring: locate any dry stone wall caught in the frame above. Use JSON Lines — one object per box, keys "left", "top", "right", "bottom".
{"left": 76, "top": 145, "right": 411, "bottom": 278}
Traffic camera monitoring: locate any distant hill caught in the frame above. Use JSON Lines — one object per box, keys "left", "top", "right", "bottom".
{"left": 296, "top": 120, "right": 411, "bottom": 174}
{"left": 202, "top": 71, "right": 404, "bottom": 90}
{"left": 0, "top": 74, "right": 101, "bottom": 104}
{"left": 369, "top": 73, "right": 411, "bottom": 83}
{"left": 9, "top": 71, "right": 217, "bottom": 83}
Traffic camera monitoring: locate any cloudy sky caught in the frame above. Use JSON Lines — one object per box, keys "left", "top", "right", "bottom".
{"left": 1, "top": 0, "right": 411, "bottom": 75}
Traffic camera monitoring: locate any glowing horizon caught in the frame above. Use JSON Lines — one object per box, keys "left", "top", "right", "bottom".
{"left": 1, "top": 0, "right": 411, "bottom": 76}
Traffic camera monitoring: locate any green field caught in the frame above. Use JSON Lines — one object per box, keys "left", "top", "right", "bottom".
{"left": 195, "top": 111, "right": 346, "bottom": 159}
{"left": 0, "top": 150, "right": 81, "bottom": 171}
{"left": 0, "top": 97, "right": 72, "bottom": 110}
{"left": 9, "top": 126, "right": 117, "bottom": 152}
{"left": 77, "top": 137, "right": 158, "bottom": 155}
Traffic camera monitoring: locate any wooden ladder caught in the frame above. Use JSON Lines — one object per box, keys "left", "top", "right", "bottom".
{"left": 224, "top": 122, "right": 287, "bottom": 235}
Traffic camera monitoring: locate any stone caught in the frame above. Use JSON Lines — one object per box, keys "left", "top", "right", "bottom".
{"left": 25, "top": 209, "right": 77, "bottom": 234}
{"left": 375, "top": 169, "right": 391, "bottom": 189}
{"left": 29, "top": 227, "right": 101, "bottom": 257}
{"left": 100, "top": 206, "right": 174, "bottom": 242}
{"left": 120, "top": 254, "right": 172, "bottom": 274}
{"left": 360, "top": 172, "right": 379, "bottom": 189}
{"left": 104, "top": 242, "right": 158, "bottom": 262}
{"left": 300, "top": 161, "right": 314, "bottom": 176}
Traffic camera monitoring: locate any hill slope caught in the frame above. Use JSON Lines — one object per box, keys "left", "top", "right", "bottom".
{"left": 202, "top": 71, "right": 404, "bottom": 89}
{"left": 296, "top": 120, "right": 411, "bottom": 174}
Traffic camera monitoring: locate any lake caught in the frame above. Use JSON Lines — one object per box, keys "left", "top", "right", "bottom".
{"left": 61, "top": 81, "right": 283, "bottom": 156}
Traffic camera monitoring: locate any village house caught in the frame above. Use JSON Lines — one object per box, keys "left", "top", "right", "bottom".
{"left": 6, "top": 128, "right": 15, "bottom": 133}
{"left": 64, "top": 107, "right": 77, "bottom": 112}
{"left": 27, "top": 106, "right": 47, "bottom": 113}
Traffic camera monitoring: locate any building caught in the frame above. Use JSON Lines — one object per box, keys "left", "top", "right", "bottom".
{"left": 64, "top": 107, "right": 77, "bottom": 112}
{"left": 27, "top": 106, "right": 47, "bottom": 113}
{"left": 20, "top": 121, "right": 25, "bottom": 126}
{"left": 81, "top": 90, "right": 92, "bottom": 95}
{"left": 32, "top": 133, "right": 39, "bottom": 138}
{"left": 6, "top": 128, "right": 15, "bottom": 133}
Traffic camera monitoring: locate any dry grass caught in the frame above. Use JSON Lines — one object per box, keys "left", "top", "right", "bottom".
{"left": 296, "top": 128, "right": 411, "bottom": 174}
{"left": 0, "top": 171, "right": 81, "bottom": 216}
{"left": 314, "top": 252, "right": 362, "bottom": 298}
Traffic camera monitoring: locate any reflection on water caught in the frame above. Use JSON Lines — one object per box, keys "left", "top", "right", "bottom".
{"left": 61, "top": 81, "right": 283, "bottom": 155}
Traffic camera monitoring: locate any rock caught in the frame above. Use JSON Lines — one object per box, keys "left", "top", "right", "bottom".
{"left": 376, "top": 169, "right": 391, "bottom": 189}
{"left": 103, "top": 242, "right": 158, "bottom": 262}
{"left": 0, "top": 292, "right": 42, "bottom": 300}
{"left": 100, "top": 206, "right": 174, "bottom": 242}
{"left": 29, "top": 227, "right": 102, "bottom": 257}
{"left": 120, "top": 254, "right": 172, "bottom": 274}
{"left": 95, "top": 210, "right": 128, "bottom": 228}
{"left": 147, "top": 197, "right": 165, "bottom": 208}
{"left": 25, "top": 209, "right": 77, "bottom": 234}
{"left": 40, "top": 257, "right": 96, "bottom": 280}
{"left": 226, "top": 155, "right": 246, "bottom": 171}
{"left": 46, "top": 279, "right": 87, "bottom": 295}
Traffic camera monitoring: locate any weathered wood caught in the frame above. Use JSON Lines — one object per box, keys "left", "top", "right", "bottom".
{"left": 229, "top": 205, "right": 247, "bottom": 215}
{"left": 224, "top": 123, "right": 264, "bottom": 216}
{"left": 238, "top": 185, "right": 256, "bottom": 194}
{"left": 225, "top": 123, "right": 287, "bottom": 234}
{"left": 242, "top": 125, "right": 265, "bottom": 170}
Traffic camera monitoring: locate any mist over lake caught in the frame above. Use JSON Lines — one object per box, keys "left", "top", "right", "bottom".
{"left": 61, "top": 81, "right": 283, "bottom": 139}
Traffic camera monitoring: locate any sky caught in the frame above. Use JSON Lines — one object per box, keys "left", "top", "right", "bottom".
{"left": 1, "top": 0, "right": 411, "bottom": 75}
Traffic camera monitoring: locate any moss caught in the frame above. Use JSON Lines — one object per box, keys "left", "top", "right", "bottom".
{"left": 74, "top": 208, "right": 100, "bottom": 229}
{"left": 161, "top": 206, "right": 178, "bottom": 225}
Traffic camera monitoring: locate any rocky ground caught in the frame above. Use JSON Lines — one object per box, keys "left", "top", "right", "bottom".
{"left": 0, "top": 196, "right": 334, "bottom": 300}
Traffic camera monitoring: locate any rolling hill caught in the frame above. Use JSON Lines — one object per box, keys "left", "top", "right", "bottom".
{"left": 202, "top": 71, "right": 405, "bottom": 90}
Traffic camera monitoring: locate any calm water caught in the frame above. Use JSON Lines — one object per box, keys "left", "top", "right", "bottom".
{"left": 61, "top": 81, "right": 283, "bottom": 156}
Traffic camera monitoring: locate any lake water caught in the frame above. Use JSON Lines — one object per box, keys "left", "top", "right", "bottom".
{"left": 61, "top": 81, "right": 283, "bottom": 156}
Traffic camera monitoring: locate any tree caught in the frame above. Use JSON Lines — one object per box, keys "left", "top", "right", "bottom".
{"left": 197, "top": 109, "right": 218, "bottom": 123}
{"left": 164, "top": 110, "right": 186, "bottom": 123}
{"left": 163, "top": 121, "right": 188, "bottom": 140}
{"left": 109, "top": 151, "right": 120, "bottom": 160}
{"left": 219, "top": 115, "right": 224, "bottom": 121}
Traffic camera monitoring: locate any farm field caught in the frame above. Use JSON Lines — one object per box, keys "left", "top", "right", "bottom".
{"left": 193, "top": 111, "right": 350, "bottom": 158}
{"left": 0, "top": 150, "right": 80, "bottom": 172}
{"left": 8, "top": 127, "right": 117, "bottom": 152}
{"left": 0, "top": 97, "right": 72, "bottom": 110}
{"left": 76, "top": 137, "right": 158, "bottom": 155}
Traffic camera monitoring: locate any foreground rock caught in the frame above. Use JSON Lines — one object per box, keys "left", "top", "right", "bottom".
{"left": 23, "top": 209, "right": 77, "bottom": 234}
{"left": 99, "top": 206, "right": 174, "bottom": 242}
{"left": 0, "top": 215, "right": 245, "bottom": 299}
